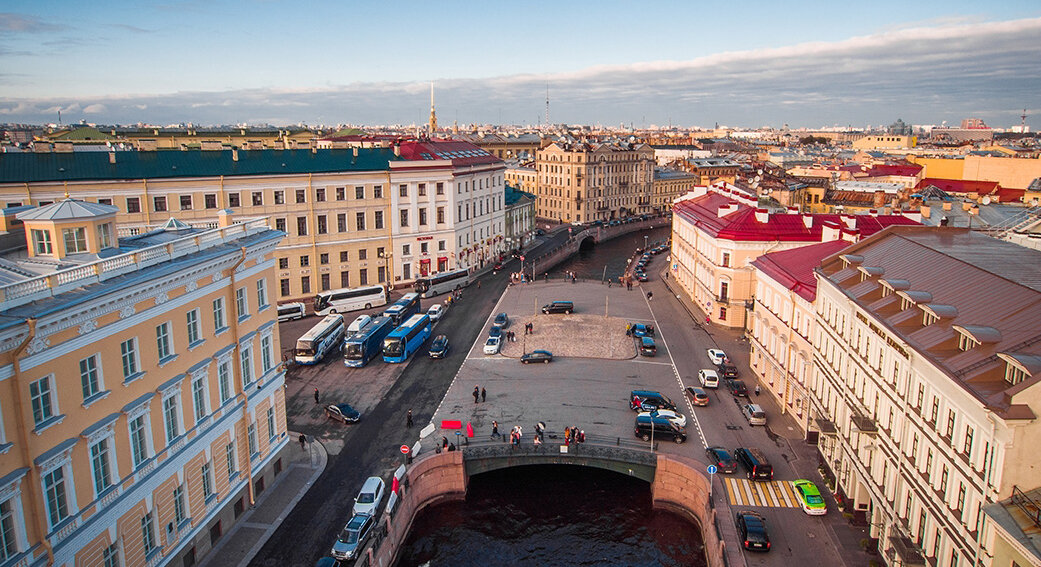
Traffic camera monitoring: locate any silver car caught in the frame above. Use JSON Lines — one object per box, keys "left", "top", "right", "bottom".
{"left": 331, "top": 513, "right": 375, "bottom": 561}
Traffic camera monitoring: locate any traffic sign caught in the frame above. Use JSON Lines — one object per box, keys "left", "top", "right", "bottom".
{"left": 399, "top": 445, "right": 410, "bottom": 455}
{"left": 707, "top": 464, "right": 718, "bottom": 474}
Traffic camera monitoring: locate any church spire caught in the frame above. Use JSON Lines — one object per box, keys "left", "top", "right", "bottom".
{"left": 429, "top": 82, "right": 438, "bottom": 134}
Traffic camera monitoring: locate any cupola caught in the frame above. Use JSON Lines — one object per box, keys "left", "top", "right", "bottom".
{"left": 16, "top": 197, "right": 119, "bottom": 259}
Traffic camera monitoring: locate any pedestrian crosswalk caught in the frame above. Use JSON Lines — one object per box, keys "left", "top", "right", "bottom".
{"left": 722, "top": 478, "right": 801, "bottom": 508}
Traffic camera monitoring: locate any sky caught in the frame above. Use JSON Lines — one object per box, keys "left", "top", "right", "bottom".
{"left": 1, "top": 0, "right": 1040, "bottom": 129}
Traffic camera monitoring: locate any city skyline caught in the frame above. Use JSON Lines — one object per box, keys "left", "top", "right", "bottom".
{"left": 1, "top": 2, "right": 1039, "bottom": 129}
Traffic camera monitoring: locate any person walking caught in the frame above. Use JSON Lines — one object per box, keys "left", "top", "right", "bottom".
{"left": 754, "top": 384, "right": 761, "bottom": 396}
{"left": 473, "top": 386, "right": 480, "bottom": 404}
{"left": 313, "top": 387, "right": 320, "bottom": 405}
{"left": 481, "top": 387, "right": 487, "bottom": 402}
{"left": 299, "top": 434, "right": 307, "bottom": 450}
{"left": 406, "top": 409, "right": 413, "bottom": 428}
{"left": 491, "top": 420, "right": 500, "bottom": 439}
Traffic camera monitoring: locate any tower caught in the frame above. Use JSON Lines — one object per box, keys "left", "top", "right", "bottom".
{"left": 545, "top": 85, "right": 550, "bottom": 130}
{"left": 429, "top": 82, "right": 438, "bottom": 134}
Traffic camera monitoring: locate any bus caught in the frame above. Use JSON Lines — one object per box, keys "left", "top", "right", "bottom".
{"left": 382, "top": 292, "right": 421, "bottom": 326}
{"left": 343, "top": 316, "right": 395, "bottom": 368}
{"left": 313, "top": 285, "right": 388, "bottom": 317}
{"left": 413, "top": 268, "right": 470, "bottom": 298}
{"left": 295, "top": 314, "right": 346, "bottom": 365}
{"left": 382, "top": 313, "right": 432, "bottom": 364}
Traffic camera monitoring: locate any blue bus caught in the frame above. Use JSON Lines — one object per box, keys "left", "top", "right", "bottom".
{"left": 343, "top": 316, "right": 395, "bottom": 368}
{"left": 382, "top": 313, "right": 432, "bottom": 364}
{"left": 382, "top": 292, "right": 421, "bottom": 326}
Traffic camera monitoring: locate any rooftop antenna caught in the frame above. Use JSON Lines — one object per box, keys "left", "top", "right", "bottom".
{"left": 545, "top": 84, "right": 550, "bottom": 130}
{"left": 1021, "top": 108, "right": 1028, "bottom": 129}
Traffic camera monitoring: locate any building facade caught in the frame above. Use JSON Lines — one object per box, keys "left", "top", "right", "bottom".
{"left": 534, "top": 141, "right": 655, "bottom": 223}
{"left": 679, "top": 157, "right": 740, "bottom": 186}
{"left": 503, "top": 186, "right": 536, "bottom": 252}
{"left": 652, "top": 168, "right": 698, "bottom": 212}
{"left": 809, "top": 227, "right": 1041, "bottom": 567}
{"left": 0, "top": 201, "right": 287, "bottom": 567}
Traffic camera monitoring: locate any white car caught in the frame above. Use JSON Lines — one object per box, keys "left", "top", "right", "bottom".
{"left": 427, "top": 304, "right": 445, "bottom": 322}
{"left": 483, "top": 335, "right": 502, "bottom": 355}
{"left": 698, "top": 368, "right": 720, "bottom": 389}
{"left": 352, "top": 476, "right": 385, "bottom": 517}
{"left": 707, "top": 348, "right": 728, "bottom": 365}
{"left": 638, "top": 409, "right": 687, "bottom": 428}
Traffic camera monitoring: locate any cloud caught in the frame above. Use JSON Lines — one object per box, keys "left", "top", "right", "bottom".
{"left": 0, "top": 12, "right": 64, "bottom": 33}
{"left": 107, "top": 23, "right": 152, "bottom": 34}
{"left": 1, "top": 17, "right": 1039, "bottom": 129}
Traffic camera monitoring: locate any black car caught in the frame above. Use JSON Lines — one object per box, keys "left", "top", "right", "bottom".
{"left": 520, "top": 350, "right": 553, "bottom": 364}
{"left": 428, "top": 335, "right": 450, "bottom": 359}
{"left": 541, "top": 301, "right": 574, "bottom": 314}
{"left": 717, "top": 363, "right": 739, "bottom": 378}
{"left": 705, "top": 446, "right": 738, "bottom": 473}
{"left": 735, "top": 511, "right": 771, "bottom": 552}
{"left": 725, "top": 378, "right": 748, "bottom": 397}
{"left": 634, "top": 414, "right": 686, "bottom": 444}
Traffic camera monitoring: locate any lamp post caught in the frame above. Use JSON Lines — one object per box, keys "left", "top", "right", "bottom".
{"left": 380, "top": 250, "right": 394, "bottom": 291}
{"left": 644, "top": 235, "right": 649, "bottom": 252}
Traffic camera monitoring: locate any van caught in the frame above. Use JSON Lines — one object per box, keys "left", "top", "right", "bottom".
{"left": 277, "top": 302, "right": 306, "bottom": 322}
{"left": 346, "top": 315, "right": 372, "bottom": 337}
{"left": 734, "top": 447, "right": 773, "bottom": 480}
{"left": 541, "top": 301, "right": 574, "bottom": 314}
{"left": 698, "top": 369, "right": 720, "bottom": 389}
{"left": 639, "top": 337, "right": 657, "bottom": 356}
{"left": 634, "top": 414, "right": 686, "bottom": 444}
{"left": 742, "top": 403, "right": 767, "bottom": 426}
{"left": 629, "top": 390, "right": 676, "bottom": 412}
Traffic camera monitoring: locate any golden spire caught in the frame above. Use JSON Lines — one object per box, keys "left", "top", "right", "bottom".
{"left": 429, "top": 82, "right": 438, "bottom": 134}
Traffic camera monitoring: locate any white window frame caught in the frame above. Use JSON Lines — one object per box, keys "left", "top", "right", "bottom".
{"left": 201, "top": 461, "right": 214, "bottom": 500}
{"left": 225, "top": 442, "right": 237, "bottom": 481}
{"left": 61, "top": 227, "right": 87, "bottom": 254}
{"left": 79, "top": 353, "right": 104, "bottom": 403}
{"left": 218, "top": 361, "right": 232, "bottom": 404}
{"left": 191, "top": 373, "right": 209, "bottom": 423}
{"left": 30, "top": 375, "right": 56, "bottom": 426}
{"left": 256, "top": 278, "right": 268, "bottom": 309}
{"left": 212, "top": 297, "right": 227, "bottom": 332}
{"left": 98, "top": 222, "right": 113, "bottom": 249}
{"left": 247, "top": 423, "right": 258, "bottom": 457}
{"left": 155, "top": 322, "right": 173, "bottom": 361}
{"left": 236, "top": 287, "right": 249, "bottom": 319}
{"left": 0, "top": 479, "right": 28, "bottom": 560}
{"left": 127, "top": 411, "right": 153, "bottom": 469}
{"left": 240, "top": 345, "right": 253, "bottom": 388}
{"left": 173, "top": 483, "right": 188, "bottom": 526}
{"left": 260, "top": 335, "right": 273, "bottom": 373}
{"left": 31, "top": 228, "right": 52, "bottom": 255}
{"left": 41, "top": 460, "right": 76, "bottom": 531}
{"left": 120, "top": 337, "right": 139, "bottom": 380}
{"left": 88, "top": 436, "right": 115, "bottom": 497}
{"left": 186, "top": 308, "right": 201, "bottom": 346}
{"left": 266, "top": 407, "right": 277, "bottom": 442}
{"left": 102, "top": 543, "right": 119, "bottom": 567}
{"left": 162, "top": 392, "right": 182, "bottom": 444}
{"left": 141, "top": 511, "right": 157, "bottom": 556}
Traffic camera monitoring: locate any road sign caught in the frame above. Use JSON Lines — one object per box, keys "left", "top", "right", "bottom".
{"left": 707, "top": 464, "right": 718, "bottom": 474}
{"left": 400, "top": 445, "right": 410, "bottom": 455}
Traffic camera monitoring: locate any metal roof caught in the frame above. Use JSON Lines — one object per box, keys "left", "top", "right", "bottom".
{"left": 16, "top": 198, "right": 118, "bottom": 221}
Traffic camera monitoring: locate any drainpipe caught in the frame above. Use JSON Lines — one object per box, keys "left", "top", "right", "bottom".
{"left": 227, "top": 247, "right": 258, "bottom": 507}
{"left": 9, "top": 319, "right": 56, "bottom": 565}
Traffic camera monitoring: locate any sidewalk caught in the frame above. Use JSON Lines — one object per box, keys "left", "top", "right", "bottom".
{"left": 198, "top": 432, "right": 328, "bottom": 567}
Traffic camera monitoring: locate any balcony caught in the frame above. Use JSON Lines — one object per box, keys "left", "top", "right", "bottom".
{"left": 851, "top": 413, "right": 878, "bottom": 435}
{"left": 815, "top": 418, "right": 838, "bottom": 435}
{"left": 887, "top": 536, "right": 925, "bottom": 566}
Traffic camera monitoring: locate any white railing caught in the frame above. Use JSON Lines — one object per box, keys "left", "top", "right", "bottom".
{"left": 0, "top": 218, "right": 271, "bottom": 310}
{"left": 99, "top": 485, "right": 123, "bottom": 508}
{"left": 51, "top": 516, "right": 81, "bottom": 544}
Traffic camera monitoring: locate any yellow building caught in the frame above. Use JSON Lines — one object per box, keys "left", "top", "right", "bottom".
{"left": 851, "top": 135, "right": 917, "bottom": 150}
{"left": 0, "top": 200, "right": 286, "bottom": 567}
{"left": 534, "top": 141, "right": 655, "bottom": 223}
{"left": 908, "top": 155, "right": 1041, "bottom": 191}
{"left": 505, "top": 165, "right": 537, "bottom": 194}
{"left": 651, "top": 168, "right": 698, "bottom": 212}
{"left": 679, "top": 157, "right": 740, "bottom": 186}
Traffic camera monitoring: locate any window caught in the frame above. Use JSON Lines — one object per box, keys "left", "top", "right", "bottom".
{"left": 163, "top": 394, "right": 180, "bottom": 441}
{"left": 336, "top": 187, "right": 346, "bottom": 201}
{"left": 129, "top": 414, "right": 148, "bottom": 467}
{"left": 340, "top": 271, "right": 349, "bottom": 288}
{"left": 277, "top": 257, "right": 288, "bottom": 270}
{"left": 192, "top": 375, "right": 208, "bottom": 422}
{"left": 296, "top": 216, "right": 308, "bottom": 236}
{"left": 120, "top": 338, "right": 139, "bottom": 379}
{"left": 923, "top": 311, "right": 938, "bottom": 326}
{"left": 201, "top": 462, "right": 214, "bottom": 499}
{"left": 261, "top": 335, "right": 273, "bottom": 373}
{"left": 30, "top": 376, "right": 53, "bottom": 425}
{"left": 252, "top": 191, "right": 263, "bottom": 206}
{"left": 721, "top": 252, "right": 731, "bottom": 267}
{"left": 248, "top": 423, "right": 258, "bottom": 456}
{"left": 141, "top": 512, "right": 156, "bottom": 555}
{"left": 963, "top": 426, "right": 974, "bottom": 455}
{"left": 402, "top": 244, "right": 411, "bottom": 256}
{"left": 153, "top": 196, "right": 167, "bottom": 212}
{"left": 337, "top": 213, "right": 347, "bottom": 232}
{"left": 280, "top": 279, "right": 290, "bottom": 297}
{"left": 156, "top": 322, "right": 173, "bottom": 361}
{"left": 43, "top": 468, "right": 69, "bottom": 528}
{"left": 355, "top": 186, "right": 364, "bottom": 200}
{"left": 359, "top": 269, "right": 368, "bottom": 286}
{"left": 127, "top": 197, "right": 141, "bottom": 213}
{"left": 102, "top": 544, "right": 119, "bottom": 567}
{"left": 1006, "top": 363, "right": 1028, "bottom": 385}
{"left": 274, "top": 190, "right": 285, "bottom": 204}
{"left": 374, "top": 210, "right": 384, "bottom": 229}
{"left": 399, "top": 184, "right": 408, "bottom": 197}
{"left": 204, "top": 194, "right": 217, "bottom": 209}
{"left": 1, "top": 497, "right": 20, "bottom": 560}
{"left": 267, "top": 407, "right": 277, "bottom": 441}
{"left": 400, "top": 209, "right": 409, "bottom": 227}
{"left": 317, "top": 215, "right": 327, "bottom": 234}
{"left": 930, "top": 396, "right": 939, "bottom": 425}
{"left": 226, "top": 442, "right": 237, "bottom": 480}
{"left": 295, "top": 189, "right": 306, "bottom": 204}
{"left": 80, "top": 354, "right": 101, "bottom": 401}
{"left": 315, "top": 188, "right": 326, "bottom": 202}
{"left": 339, "top": 250, "right": 349, "bottom": 262}
{"left": 356, "top": 212, "right": 366, "bottom": 231}
{"left": 956, "top": 483, "right": 966, "bottom": 513}
{"left": 319, "top": 253, "right": 329, "bottom": 265}
{"left": 436, "top": 182, "right": 444, "bottom": 195}
{"left": 98, "top": 223, "right": 113, "bottom": 249}
{"left": 212, "top": 298, "right": 227, "bottom": 332}
{"left": 373, "top": 185, "right": 383, "bottom": 198}
{"left": 31, "top": 229, "right": 52, "bottom": 254}
{"left": 90, "top": 438, "right": 113, "bottom": 495}
{"left": 418, "top": 183, "right": 426, "bottom": 196}
{"left": 358, "top": 249, "right": 367, "bottom": 260}
{"left": 173, "top": 484, "right": 187, "bottom": 525}
{"left": 421, "top": 242, "right": 428, "bottom": 254}
{"left": 275, "top": 218, "right": 286, "bottom": 232}
{"left": 439, "top": 240, "right": 446, "bottom": 251}
{"left": 256, "top": 279, "right": 268, "bottom": 308}
{"left": 240, "top": 346, "right": 253, "bottom": 387}
{"left": 218, "top": 361, "right": 232, "bottom": 403}
{"left": 958, "top": 332, "right": 979, "bottom": 352}
{"left": 301, "top": 276, "right": 311, "bottom": 294}
{"left": 186, "top": 309, "right": 201, "bottom": 346}
{"left": 236, "top": 287, "right": 249, "bottom": 319}
{"left": 320, "top": 272, "right": 329, "bottom": 291}
{"left": 228, "top": 193, "right": 240, "bottom": 208}
{"left": 437, "top": 207, "right": 445, "bottom": 224}
{"left": 179, "top": 195, "right": 193, "bottom": 210}
{"left": 62, "top": 227, "right": 87, "bottom": 254}
{"left": 946, "top": 410, "right": 956, "bottom": 439}
{"left": 419, "top": 208, "right": 428, "bottom": 225}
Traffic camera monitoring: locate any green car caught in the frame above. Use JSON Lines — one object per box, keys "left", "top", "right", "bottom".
{"left": 793, "top": 479, "right": 827, "bottom": 515}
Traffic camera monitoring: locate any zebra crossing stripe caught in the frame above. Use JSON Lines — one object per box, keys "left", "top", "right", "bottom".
{"left": 723, "top": 479, "right": 803, "bottom": 508}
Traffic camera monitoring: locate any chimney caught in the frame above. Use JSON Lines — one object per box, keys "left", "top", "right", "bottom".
{"left": 841, "top": 228, "right": 861, "bottom": 243}
{"left": 873, "top": 190, "right": 887, "bottom": 208}
{"left": 841, "top": 215, "right": 856, "bottom": 229}
{"left": 393, "top": 143, "right": 401, "bottom": 157}
{"left": 108, "top": 152, "right": 116, "bottom": 164}
{"left": 717, "top": 204, "right": 739, "bottom": 217}
{"left": 232, "top": 148, "right": 239, "bottom": 161}
{"left": 217, "top": 208, "right": 234, "bottom": 228}
{"left": 802, "top": 214, "right": 813, "bottom": 229}
{"left": 821, "top": 220, "right": 841, "bottom": 242}
{"left": 352, "top": 147, "right": 359, "bottom": 158}
{"left": 311, "top": 145, "right": 317, "bottom": 154}
{"left": 920, "top": 204, "right": 931, "bottom": 218}
{"left": 754, "top": 208, "right": 770, "bottom": 223}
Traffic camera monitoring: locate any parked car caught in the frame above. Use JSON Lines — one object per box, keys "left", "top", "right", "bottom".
{"left": 639, "top": 336, "right": 657, "bottom": 356}
{"left": 426, "top": 304, "right": 445, "bottom": 322}
{"left": 352, "top": 476, "right": 385, "bottom": 516}
{"left": 325, "top": 403, "right": 361, "bottom": 424}
{"left": 733, "top": 447, "right": 773, "bottom": 480}
{"left": 489, "top": 326, "right": 502, "bottom": 339}
{"left": 634, "top": 271, "right": 649, "bottom": 282}
{"left": 698, "top": 369, "right": 720, "bottom": 389}
{"left": 725, "top": 378, "right": 749, "bottom": 397}
{"left": 793, "top": 479, "right": 828, "bottom": 515}
{"left": 542, "top": 301, "right": 574, "bottom": 314}
{"left": 493, "top": 312, "right": 510, "bottom": 329}
{"left": 277, "top": 302, "right": 307, "bottom": 322}
{"left": 520, "top": 350, "right": 553, "bottom": 364}
{"left": 634, "top": 414, "right": 686, "bottom": 444}
{"left": 705, "top": 446, "right": 738, "bottom": 473}
{"left": 483, "top": 336, "right": 502, "bottom": 355}
{"left": 331, "top": 513, "right": 375, "bottom": 561}
{"left": 630, "top": 323, "right": 655, "bottom": 337}
{"left": 637, "top": 409, "right": 686, "bottom": 428}
{"left": 742, "top": 403, "right": 767, "bottom": 426}
{"left": 735, "top": 511, "right": 771, "bottom": 552}
{"left": 428, "top": 335, "right": 450, "bottom": 359}
{"left": 717, "top": 362, "right": 739, "bottom": 378}
{"left": 630, "top": 390, "right": 676, "bottom": 412}
{"left": 685, "top": 386, "right": 710, "bottom": 407}
{"left": 707, "top": 348, "right": 729, "bottom": 365}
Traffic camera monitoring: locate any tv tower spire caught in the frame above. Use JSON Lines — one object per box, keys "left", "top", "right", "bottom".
{"left": 545, "top": 85, "right": 550, "bottom": 131}
{"left": 428, "top": 82, "right": 438, "bottom": 134}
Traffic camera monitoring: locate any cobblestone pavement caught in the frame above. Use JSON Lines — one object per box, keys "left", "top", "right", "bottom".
{"left": 499, "top": 314, "right": 637, "bottom": 359}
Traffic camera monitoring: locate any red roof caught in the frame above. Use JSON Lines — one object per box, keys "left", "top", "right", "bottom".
{"left": 395, "top": 139, "right": 502, "bottom": 167}
{"left": 864, "top": 164, "right": 923, "bottom": 178}
{"left": 996, "top": 188, "right": 1025, "bottom": 202}
{"left": 916, "top": 177, "right": 1000, "bottom": 195}
{"left": 751, "top": 240, "right": 851, "bottom": 302}
{"left": 673, "top": 192, "right": 920, "bottom": 242}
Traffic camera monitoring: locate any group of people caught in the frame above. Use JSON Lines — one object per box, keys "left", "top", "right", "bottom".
{"left": 617, "top": 276, "right": 634, "bottom": 291}
{"left": 509, "top": 425, "right": 524, "bottom": 445}
{"left": 564, "top": 426, "right": 586, "bottom": 445}
{"left": 509, "top": 272, "right": 530, "bottom": 285}
{"left": 504, "top": 330, "right": 519, "bottom": 342}
{"left": 472, "top": 385, "right": 487, "bottom": 403}
{"left": 443, "top": 290, "right": 463, "bottom": 306}
{"left": 563, "top": 270, "right": 578, "bottom": 283}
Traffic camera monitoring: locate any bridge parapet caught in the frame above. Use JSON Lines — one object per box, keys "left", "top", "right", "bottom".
{"left": 461, "top": 437, "right": 657, "bottom": 482}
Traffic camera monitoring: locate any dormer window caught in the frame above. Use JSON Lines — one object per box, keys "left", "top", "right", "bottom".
{"left": 996, "top": 353, "right": 1040, "bottom": 387}
{"left": 1005, "top": 364, "right": 1028, "bottom": 386}
{"left": 881, "top": 286, "right": 892, "bottom": 298}
{"left": 31, "top": 229, "right": 53, "bottom": 255}
{"left": 62, "top": 227, "right": 87, "bottom": 254}
{"left": 923, "top": 311, "right": 938, "bottom": 326}
{"left": 957, "top": 333, "right": 979, "bottom": 351}
{"left": 98, "top": 223, "right": 113, "bottom": 249}
{"left": 901, "top": 297, "right": 914, "bottom": 311}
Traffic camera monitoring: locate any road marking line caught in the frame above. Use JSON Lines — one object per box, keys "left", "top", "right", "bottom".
{"left": 646, "top": 292, "right": 708, "bottom": 449}
{"left": 723, "top": 479, "right": 801, "bottom": 508}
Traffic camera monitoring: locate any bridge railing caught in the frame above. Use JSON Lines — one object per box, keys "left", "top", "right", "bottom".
{"left": 452, "top": 430, "right": 658, "bottom": 457}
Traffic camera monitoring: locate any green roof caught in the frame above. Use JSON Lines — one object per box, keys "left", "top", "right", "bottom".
{"left": 0, "top": 148, "right": 404, "bottom": 184}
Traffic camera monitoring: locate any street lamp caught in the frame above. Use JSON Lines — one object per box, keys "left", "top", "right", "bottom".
{"left": 644, "top": 235, "right": 649, "bottom": 252}
{"left": 379, "top": 250, "right": 394, "bottom": 291}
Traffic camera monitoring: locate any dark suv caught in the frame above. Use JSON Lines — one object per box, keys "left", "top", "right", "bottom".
{"left": 630, "top": 390, "right": 676, "bottom": 412}
{"left": 717, "top": 362, "right": 739, "bottom": 379}
{"left": 725, "top": 378, "right": 748, "bottom": 397}
{"left": 541, "top": 301, "right": 574, "bottom": 314}
{"left": 705, "top": 446, "right": 738, "bottom": 473}
{"left": 735, "top": 511, "right": 771, "bottom": 552}
{"left": 634, "top": 414, "right": 686, "bottom": 444}
{"left": 733, "top": 447, "right": 773, "bottom": 480}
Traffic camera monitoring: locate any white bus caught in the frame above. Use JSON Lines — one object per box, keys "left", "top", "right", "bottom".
{"left": 294, "top": 314, "right": 346, "bottom": 365}
{"left": 313, "top": 285, "right": 388, "bottom": 316}
{"left": 413, "top": 268, "right": 470, "bottom": 298}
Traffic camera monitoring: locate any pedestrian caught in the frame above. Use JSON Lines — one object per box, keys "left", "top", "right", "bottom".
{"left": 534, "top": 434, "right": 542, "bottom": 446}
{"left": 564, "top": 428, "right": 571, "bottom": 445}
{"left": 478, "top": 280, "right": 482, "bottom": 288}
{"left": 406, "top": 409, "right": 413, "bottom": 428}
{"left": 579, "top": 429, "right": 586, "bottom": 443}
{"left": 492, "top": 420, "right": 500, "bottom": 439}
{"left": 473, "top": 386, "right": 480, "bottom": 404}
{"left": 608, "top": 279, "right": 612, "bottom": 288}
{"left": 529, "top": 322, "right": 534, "bottom": 334}
{"left": 442, "top": 436, "right": 449, "bottom": 449}
{"left": 544, "top": 272, "right": 549, "bottom": 282}
{"left": 481, "top": 387, "right": 487, "bottom": 402}
{"left": 299, "top": 433, "right": 307, "bottom": 450}
{"left": 647, "top": 291, "right": 653, "bottom": 300}
{"left": 313, "top": 387, "right": 320, "bottom": 405}
{"left": 448, "top": 443, "right": 457, "bottom": 452}
{"left": 754, "top": 384, "right": 761, "bottom": 396}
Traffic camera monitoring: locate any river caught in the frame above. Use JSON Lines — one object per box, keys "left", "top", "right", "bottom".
{"left": 549, "top": 226, "right": 671, "bottom": 282}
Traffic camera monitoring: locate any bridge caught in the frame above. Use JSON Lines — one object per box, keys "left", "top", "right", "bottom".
{"left": 528, "top": 216, "right": 672, "bottom": 277}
